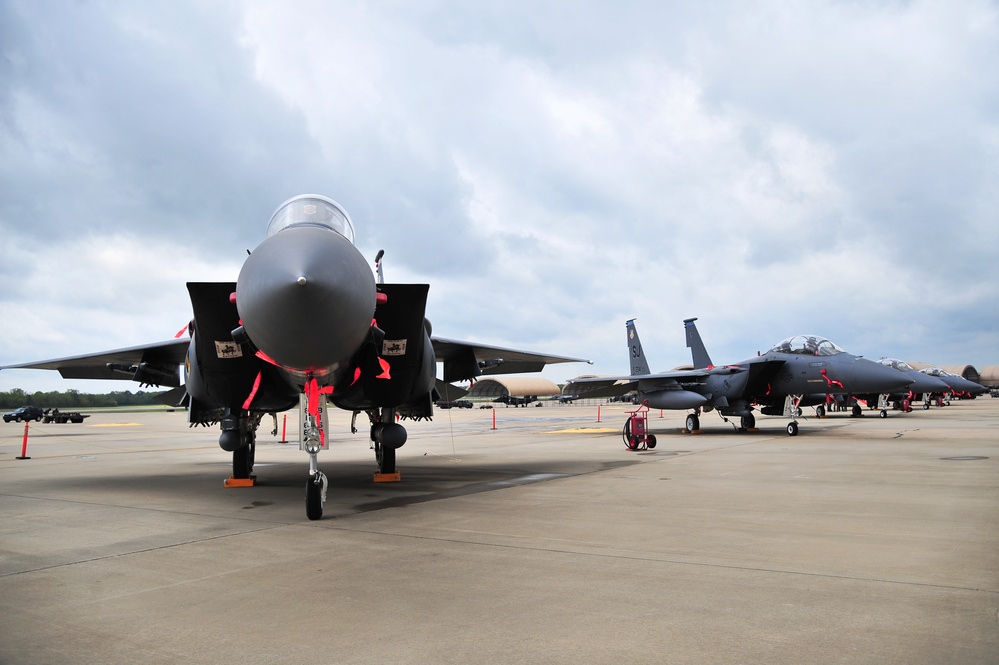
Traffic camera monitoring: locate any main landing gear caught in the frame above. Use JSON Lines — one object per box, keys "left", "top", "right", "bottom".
{"left": 684, "top": 413, "right": 700, "bottom": 434}
{"left": 368, "top": 407, "right": 407, "bottom": 478}
{"left": 219, "top": 410, "right": 260, "bottom": 486}
{"left": 679, "top": 410, "right": 757, "bottom": 435}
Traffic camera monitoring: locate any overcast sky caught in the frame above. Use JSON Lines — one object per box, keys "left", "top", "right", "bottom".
{"left": 2, "top": 0, "right": 997, "bottom": 395}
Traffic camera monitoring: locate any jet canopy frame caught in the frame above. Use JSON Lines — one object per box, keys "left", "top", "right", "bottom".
{"left": 265, "top": 194, "right": 355, "bottom": 244}
{"left": 769, "top": 335, "right": 845, "bottom": 357}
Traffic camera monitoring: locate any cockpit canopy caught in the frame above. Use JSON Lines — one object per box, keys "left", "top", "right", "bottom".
{"left": 265, "top": 194, "right": 355, "bottom": 244}
{"left": 920, "top": 367, "right": 954, "bottom": 378}
{"left": 879, "top": 358, "right": 915, "bottom": 372}
{"left": 769, "top": 335, "right": 845, "bottom": 357}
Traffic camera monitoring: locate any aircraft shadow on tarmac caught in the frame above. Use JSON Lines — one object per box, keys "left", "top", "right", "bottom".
{"left": 29, "top": 457, "right": 643, "bottom": 519}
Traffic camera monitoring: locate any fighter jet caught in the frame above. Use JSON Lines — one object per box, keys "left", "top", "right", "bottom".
{"left": 563, "top": 318, "right": 913, "bottom": 436}
{"left": 875, "top": 358, "right": 953, "bottom": 412}
{"left": 2, "top": 195, "right": 585, "bottom": 519}
{"left": 825, "top": 358, "right": 953, "bottom": 417}
{"left": 917, "top": 367, "right": 988, "bottom": 401}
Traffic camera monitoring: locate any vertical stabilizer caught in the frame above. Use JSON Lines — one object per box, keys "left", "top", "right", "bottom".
{"left": 626, "top": 320, "right": 651, "bottom": 376}
{"left": 684, "top": 318, "right": 713, "bottom": 369}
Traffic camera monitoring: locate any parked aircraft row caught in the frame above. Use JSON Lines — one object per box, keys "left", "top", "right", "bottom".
{"left": 1, "top": 194, "right": 988, "bottom": 518}
{"left": 562, "top": 318, "right": 988, "bottom": 445}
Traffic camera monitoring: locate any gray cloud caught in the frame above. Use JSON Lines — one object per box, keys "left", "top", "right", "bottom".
{"left": 2, "top": 0, "right": 997, "bottom": 394}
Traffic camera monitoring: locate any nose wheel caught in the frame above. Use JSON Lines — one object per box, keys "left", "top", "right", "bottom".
{"left": 306, "top": 468, "right": 328, "bottom": 521}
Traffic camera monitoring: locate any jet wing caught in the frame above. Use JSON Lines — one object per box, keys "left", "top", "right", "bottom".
{"left": 1, "top": 339, "right": 190, "bottom": 387}
{"left": 431, "top": 337, "right": 588, "bottom": 382}
{"left": 564, "top": 368, "right": 715, "bottom": 399}
{"left": 562, "top": 375, "right": 641, "bottom": 399}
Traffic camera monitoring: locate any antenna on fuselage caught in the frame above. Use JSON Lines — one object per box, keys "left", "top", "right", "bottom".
{"left": 374, "top": 249, "right": 385, "bottom": 284}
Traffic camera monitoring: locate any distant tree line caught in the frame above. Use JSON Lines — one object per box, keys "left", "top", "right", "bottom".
{"left": 0, "top": 388, "right": 167, "bottom": 409}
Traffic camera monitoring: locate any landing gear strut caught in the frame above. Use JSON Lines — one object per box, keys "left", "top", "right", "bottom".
{"left": 301, "top": 391, "right": 330, "bottom": 520}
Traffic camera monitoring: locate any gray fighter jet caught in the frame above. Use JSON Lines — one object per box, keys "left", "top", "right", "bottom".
{"left": 2, "top": 195, "right": 585, "bottom": 519}
{"left": 917, "top": 367, "right": 988, "bottom": 401}
{"left": 875, "top": 358, "right": 953, "bottom": 412}
{"left": 563, "top": 318, "right": 912, "bottom": 436}
{"left": 827, "top": 358, "right": 953, "bottom": 417}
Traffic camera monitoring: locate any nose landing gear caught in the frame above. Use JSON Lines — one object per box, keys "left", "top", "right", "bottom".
{"left": 301, "top": 390, "right": 330, "bottom": 520}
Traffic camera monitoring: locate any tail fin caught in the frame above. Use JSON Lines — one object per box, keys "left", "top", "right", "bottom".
{"left": 626, "top": 319, "right": 651, "bottom": 376}
{"left": 684, "top": 318, "right": 713, "bottom": 369}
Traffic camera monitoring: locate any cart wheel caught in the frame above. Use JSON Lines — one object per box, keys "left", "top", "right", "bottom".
{"left": 647, "top": 434, "right": 657, "bottom": 449}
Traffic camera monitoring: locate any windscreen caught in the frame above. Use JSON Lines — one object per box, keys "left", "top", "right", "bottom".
{"left": 769, "top": 335, "right": 845, "bottom": 357}
{"left": 265, "top": 194, "right": 355, "bottom": 243}
{"left": 879, "top": 358, "right": 914, "bottom": 372}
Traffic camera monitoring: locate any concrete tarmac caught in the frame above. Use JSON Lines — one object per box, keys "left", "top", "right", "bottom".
{"left": 1, "top": 400, "right": 997, "bottom": 664}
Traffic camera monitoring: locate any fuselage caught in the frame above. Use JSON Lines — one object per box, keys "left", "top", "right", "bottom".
{"left": 918, "top": 367, "right": 987, "bottom": 397}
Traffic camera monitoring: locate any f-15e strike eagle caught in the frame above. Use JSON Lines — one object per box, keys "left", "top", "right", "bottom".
{"left": 2, "top": 195, "right": 585, "bottom": 519}
{"left": 563, "top": 318, "right": 912, "bottom": 436}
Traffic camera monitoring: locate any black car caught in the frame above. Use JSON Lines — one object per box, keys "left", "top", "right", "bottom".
{"left": 436, "top": 400, "right": 473, "bottom": 409}
{"left": 3, "top": 405, "right": 45, "bottom": 423}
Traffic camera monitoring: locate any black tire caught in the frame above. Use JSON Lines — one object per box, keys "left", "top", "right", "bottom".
{"left": 880, "top": 410, "right": 888, "bottom": 419}
{"left": 647, "top": 434, "right": 657, "bottom": 449}
{"left": 306, "top": 477, "right": 323, "bottom": 521}
{"left": 232, "top": 445, "right": 252, "bottom": 479}
{"left": 740, "top": 414, "right": 755, "bottom": 430}
{"left": 685, "top": 414, "right": 699, "bottom": 432}
{"left": 787, "top": 421, "right": 799, "bottom": 436}
{"left": 376, "top": 444, "right": 396, "bottom": 474}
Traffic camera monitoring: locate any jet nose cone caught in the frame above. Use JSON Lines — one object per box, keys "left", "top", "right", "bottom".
{"left": 236, "top": 225, "right": 375, "bottom": 372}
{"left": 947, "top": 375, "right": 988, "bottom": 395}
{"left": 909, "top": 372, "right": 950, "bottom": 394}
{"left": 851, "top": 358, "right": 914, "bottom": 393}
